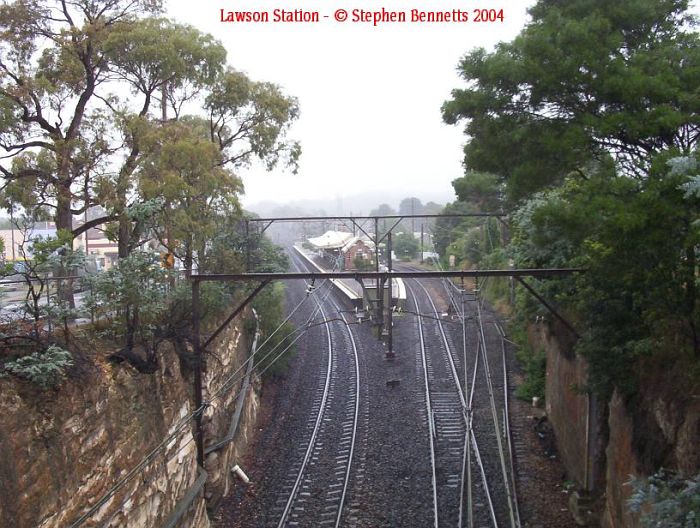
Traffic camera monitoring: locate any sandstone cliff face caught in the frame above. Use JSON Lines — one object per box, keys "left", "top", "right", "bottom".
{"left": 530, "top": 321, "right": 700, "bottom": 528}
{"left": 0, "top": 313, "right": 260, "bottom": 528}
{"left": 0, "top": 344, "right": 205, "bottom": 528}
{"left": 602, "top": 391, "right": 640, "bottom": 528}
{"left": 529, "top": 320, "right": 605, "bottom": 491}
{"left": 602, "top": 389, "right": 700, "bottom": 528}
{"left": 202, "top": 316, "right": 260, "bottom": 509}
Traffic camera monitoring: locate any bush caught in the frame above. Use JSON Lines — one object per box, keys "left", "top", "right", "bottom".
{"left": 253, "top": 283, "right": 297, "bottom": 378}
{"left": 515, "top": 345, "right": 547, "bottom": 402}
{"left": 1, "top": 345, "right": 73, "bottom": 389}
{"left": 628, "top": 470, "right": 700, "bottom": 527}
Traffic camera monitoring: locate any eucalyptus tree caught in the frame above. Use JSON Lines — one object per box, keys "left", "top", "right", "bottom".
{"left": 137, "top": 117, "right": 243, "bottom": 272}
{"left": 205, "top": 68, "right": 301, "bottom": 173}
{"left": 0, "top": 1, "right": 300, "bottom": 264}
{"left": 96, "top": 16, "right": 226, "bottom": 258}
{"left": 0, "top": 0, "right": 164, "bottom": 235}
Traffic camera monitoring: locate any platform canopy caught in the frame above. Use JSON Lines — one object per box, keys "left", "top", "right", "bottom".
{"left": 307, "top": 231, "right": 376, "bottom": 252}
{"left": 307, "top": 231, "right": 354, "bottom": 250}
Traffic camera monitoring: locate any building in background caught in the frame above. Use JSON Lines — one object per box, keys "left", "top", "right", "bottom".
{"left": 307, "top": 230, "right": 375, "bottom": 271}
{"left": 0, "top": 220, "right": 119, "bottom": 271}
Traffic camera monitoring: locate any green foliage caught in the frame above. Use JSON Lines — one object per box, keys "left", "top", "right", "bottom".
{"left": 628, "top": 470, "right": 700, "bottom": 527}
{"left": 393, "top": 233, "right": 419, "bottom": 259}
{"left": 433, "top": 201, "right": 477, "bottom": 258}
{"left": 515, "top": 346, "right": 547, "bottom": 402}
{"left": 0, "top": 0, "right": 165, "bottom": 231}
{"left": 206, "top": 69, "right": 301, "bottom": 173}
{"left": 352, "top": 254, "right": 373, "bottom": 271}
{"left": 509, "top": 155, "right": 700, "bottom": 396}
{"left": 85, "top": 251, "right": 173, "bottom": 346}
{"left": 452, "top": 171, "right": 504, "bottom": 211}
{"left": 442, "top": 0, "right": 700, "bottom": 400}
{"left": 0, "top": 221, "right": 86, "bottom": 345}
{"left": 1, "top": 345, "right": 73, "bottom": 389}
{"left": 138, "top": 118, "right": 243, "bottom": 270}
{"left": 0, "top": 0, "right": 299, "bottom": 282}
{"left": 443, "top": 0, "right": 700, "bottom": 201}
{"left": 369, "top": 203, "right": 396, "bottom": 216}
{"left": 252, "top": 282, "right": 296, "bottom": 378}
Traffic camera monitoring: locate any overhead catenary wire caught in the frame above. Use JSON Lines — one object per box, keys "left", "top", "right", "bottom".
{"left": 85, "top": 284, "right": 342, "bottom": 528}
{"left": 68, "top": 257, "right": 339, "bottom": 527}
{"left": 475, "top": 290, "right": 518, "bottom": 528}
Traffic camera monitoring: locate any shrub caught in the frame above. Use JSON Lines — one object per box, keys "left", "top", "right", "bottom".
{"left": 515, "top": 345, "right": 547, "bottom": 402}
{"left": 1, "top": 345, "right": 73, "bottom": 389}
{"left": 628, "top": 470, "right": 700, "bottom": 527}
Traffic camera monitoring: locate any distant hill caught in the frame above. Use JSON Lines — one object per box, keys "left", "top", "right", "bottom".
{"left": 245, "top": 189, "right": 455, "bottom": 218}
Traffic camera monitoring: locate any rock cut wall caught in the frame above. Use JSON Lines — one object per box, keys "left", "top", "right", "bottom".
{"left": 0, "top": 311, "right": 259, "bottom": 528}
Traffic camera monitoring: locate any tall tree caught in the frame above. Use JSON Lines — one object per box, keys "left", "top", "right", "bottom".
{"left": 205, "top": 68, "right": 300, "bottom": 173}
{"left": 138, "top": 117, "right": 242, "bottom": 272}
{"left": 0, "top": 0, "right": 163, "bottom": 234}
{"left": 398, "top": 197, "right": 423, "bottom": 233}
{"left": 443, "top": 0, "right": 700, "bottom": 201}
{"left": 95, "top": 16, "right": 227, "bottom": 258}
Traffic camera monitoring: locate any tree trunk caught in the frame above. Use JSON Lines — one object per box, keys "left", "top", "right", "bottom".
{"left": 55, "top": 176, "right": 75, "bottom": 307}
{"left": 118, "top": 213, "right": 131, "bottom": 259}
{"left": 686, "top": 246, "right": 698, "bottom": 354}
{"left": 184, "top": 234, "right": 193, "bottom": 273}
{"left": 125, "top": 303, "right": 134, "bottom": 349}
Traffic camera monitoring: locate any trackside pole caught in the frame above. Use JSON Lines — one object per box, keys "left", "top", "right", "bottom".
{"left": 192, "top": 278, "right": 205, "bottom": 468}
{"left": 386, "top": 231, "right": 394, "bottom": 359}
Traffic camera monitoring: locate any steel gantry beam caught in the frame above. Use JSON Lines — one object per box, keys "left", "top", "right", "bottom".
{"left": 243, "top": 213, "right": 507, "bottom": 269}
{"left": 248, "top": 213, "right": 506, "bottom": 226}
{"left": 188, "top": 266, "right": 583, "bottom": 468}
{"left": 189, "top": 269, "right": 583, "bottom": 282}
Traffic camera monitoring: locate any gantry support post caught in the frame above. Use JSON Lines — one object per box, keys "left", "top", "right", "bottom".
{"left": 191, "top": 278, "right": 205, "bottom": 468}
{"left": 191, "top": 278, "right": 271, "bottom": 470}
{"left": 245, "top": 220, "right": 251, "bottom": 272}
{"left": 420, "top": 224, "right": 424, "bottom": 264}
{"left": 374, "top": 217, "right": 381, "bottom": 325}
{"left": 386, "top": 231, "right": 394, "bottom": 359}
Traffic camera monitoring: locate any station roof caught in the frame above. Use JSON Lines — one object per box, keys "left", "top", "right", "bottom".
{"left": 307, "top": 231, "right": 375, "bottom": 252}
{"left": 307, "top": 231, "right": 354, "bottom": 250}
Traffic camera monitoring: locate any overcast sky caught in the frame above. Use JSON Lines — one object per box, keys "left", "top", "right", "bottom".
{"left": 165, "top": 0, "right": 530, "bottom": 209}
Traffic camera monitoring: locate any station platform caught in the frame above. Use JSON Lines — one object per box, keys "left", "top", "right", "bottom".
{"left": 293, "top": 245, "right": 364, "bottom": 308}
{"left": 292, "top": 245, "right": 406, "bottom": 312}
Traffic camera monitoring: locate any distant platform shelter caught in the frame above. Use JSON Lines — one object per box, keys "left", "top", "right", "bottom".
{"left": 307, "top": 230, "right": 375, "bottom": 271}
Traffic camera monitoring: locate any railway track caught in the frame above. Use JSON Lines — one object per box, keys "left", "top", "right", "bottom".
{"left": 406, "top": 274, "right": 520, "bottom": 527}
{"left": 271, "top": 253, "right": 361, "bottom": 527}
{"left": 221, "top": 253, "right": 520, "bottom": 527}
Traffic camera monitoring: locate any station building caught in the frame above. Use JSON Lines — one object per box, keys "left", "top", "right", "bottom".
{"left": 307, "top": 231, "right": 375, "bottom": 271}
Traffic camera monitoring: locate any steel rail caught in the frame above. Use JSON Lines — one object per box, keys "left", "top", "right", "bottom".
{"left": 475, "top": 298, "right": 518, "bottom": 528}
{"left": 329, "top": 296, "right": 360, "bottom": 528}
{"left": 290, "top": 250, "right": 361, "bottom": 528}
{"left": 466, "top": 346, "right": 498, "bottom": 528}
{"left": 413, "top": 280, "right": 467, "bottom": 409}
{"left": 277, "top": 274, "right": 334, "bottom": 528}
{"left": 407, "top": 282, "right": 440, "bottom": 528}
{"left": 496, "top": 322, "right": 522, "bottom": 527}
{"left": 411, "top": 279, "right": 497, "bottom": 527}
